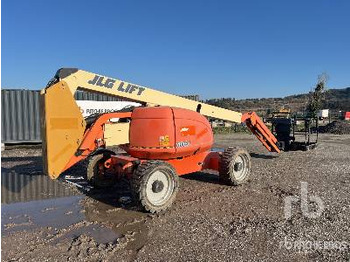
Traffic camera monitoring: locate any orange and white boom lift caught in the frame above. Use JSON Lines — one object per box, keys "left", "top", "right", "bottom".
{"left": 41, "top": 68, "right": 280, "bottom": 213}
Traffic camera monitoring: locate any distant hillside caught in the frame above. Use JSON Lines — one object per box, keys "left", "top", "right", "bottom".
{"left": 206, "top": 87, "right": 350, "bottom": 115}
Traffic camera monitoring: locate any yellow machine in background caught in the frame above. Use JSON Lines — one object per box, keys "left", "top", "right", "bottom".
{"left": 272, "top": 107, "right": 291, "bottom": 118}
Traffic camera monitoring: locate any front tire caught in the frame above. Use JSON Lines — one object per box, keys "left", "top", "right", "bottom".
{"left": 219, "top": 147, "right": 251, "bottom": 185}
{"left": 131, "top": 161, "right": 179, "bottom": 213}
{"left": 87, "top": 153, "right": 116, "bottom": 188}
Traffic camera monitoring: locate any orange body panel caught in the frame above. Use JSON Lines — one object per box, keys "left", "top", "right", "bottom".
{"left": 126, "top": 107, "right": 213, "bottom": 159}
{"left": 110, "top": 151, "right": 221, "bottom": 177}
{"left": 173, "top": 108, "right": 213, "bottom": 157}
{"left": 167, "top": 151, "right": 220, "bottom": 175}
{"left": 128, "top": 107, "right": 176, "bottom": 158}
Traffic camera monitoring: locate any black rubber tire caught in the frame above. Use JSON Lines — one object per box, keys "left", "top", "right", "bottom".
{"left": 219, "top": 147, "right": 252, "bottom": 186}
{"left": 87, "top": 154, "right": 116, "bottom": 188}
{"left": 131, "top": 160, "right": 179, "bottom": 213}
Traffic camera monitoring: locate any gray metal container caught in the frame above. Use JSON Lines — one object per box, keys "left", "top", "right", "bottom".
{"left": 2, "top": 89, "right": 41, "bottom": 143}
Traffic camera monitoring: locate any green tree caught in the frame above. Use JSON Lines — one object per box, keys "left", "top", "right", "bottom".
{"left": 307, "top": 73, "right": 328, "bottom": 117}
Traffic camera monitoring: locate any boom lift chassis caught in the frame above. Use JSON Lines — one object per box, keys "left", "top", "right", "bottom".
{"left": 41, "top": 68, "right": 280, "bottom": 213}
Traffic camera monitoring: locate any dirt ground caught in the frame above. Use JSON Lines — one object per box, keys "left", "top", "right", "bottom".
{"left": 1, "top": 133, "right": 350, "bottom": 261}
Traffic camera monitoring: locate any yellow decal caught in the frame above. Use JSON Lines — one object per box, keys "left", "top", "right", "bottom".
{"left": 159, "top": 135, "right": 170, "bottom": 146}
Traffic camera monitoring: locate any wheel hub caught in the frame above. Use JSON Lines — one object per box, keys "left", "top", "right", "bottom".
{"left": 152, "top": 180, "right": 164, "bottom": 193}
{"left": 234, "top": 162, "right": 243, "bottom": 172}
{"left": 146, "top": 170, "right": 174, "bottom": 206}
{"left": 232, "top": 155, "right": 247, "bottom": 181}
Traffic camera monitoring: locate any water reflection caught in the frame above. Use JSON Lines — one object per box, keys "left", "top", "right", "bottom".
{"left": 1, "top": 156, "right": 79, "bottom": 204}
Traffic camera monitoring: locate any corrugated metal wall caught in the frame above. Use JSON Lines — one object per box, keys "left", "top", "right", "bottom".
{"left": 1, "top": 89, "right": 123, "bottom": 144}
{"left": 2, "top": 90, "right": 41, "bottom": 143}
{"left": 74, "top": 90, "right": 122, "bottom": 101}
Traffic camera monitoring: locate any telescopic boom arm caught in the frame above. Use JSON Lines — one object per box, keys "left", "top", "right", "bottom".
{"left": 50, "top": 68, "right": 243, "bottom": 123}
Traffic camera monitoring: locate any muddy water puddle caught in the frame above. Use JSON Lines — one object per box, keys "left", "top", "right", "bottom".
{"left": 1, "top": 167, "right": 150, "bottom": 249}
{"left": 2, "top": 196, "right": 84, "bottom": 233}
{"left": 82, "top": 197, "right": 149, "bottom": 250}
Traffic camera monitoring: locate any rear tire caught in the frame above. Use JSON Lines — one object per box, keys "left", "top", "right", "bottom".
{"left": 219, "top": 147, "right": 251, "bottom": 186}
{"left": 131, "top": 161, "right": 179, "bottom": 213}
{"left": 87, "top": 153, "right": 116, "bottom": 188}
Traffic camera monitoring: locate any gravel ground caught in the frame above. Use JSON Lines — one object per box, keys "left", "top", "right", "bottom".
{"left": 1, "top": 133, "right": 350, "bottom": 261}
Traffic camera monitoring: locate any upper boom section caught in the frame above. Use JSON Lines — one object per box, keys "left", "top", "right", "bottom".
{"left": 46, "top": 68, "right": 242, "bottom": 123}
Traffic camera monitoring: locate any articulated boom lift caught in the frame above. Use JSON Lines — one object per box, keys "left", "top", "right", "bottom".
{"left": 41, "top": 68, "right": 280, "bottom": 213}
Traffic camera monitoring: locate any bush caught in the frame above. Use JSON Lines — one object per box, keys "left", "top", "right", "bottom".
{"left": 212, "top": 124, "right": 249, "bottom": 134}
